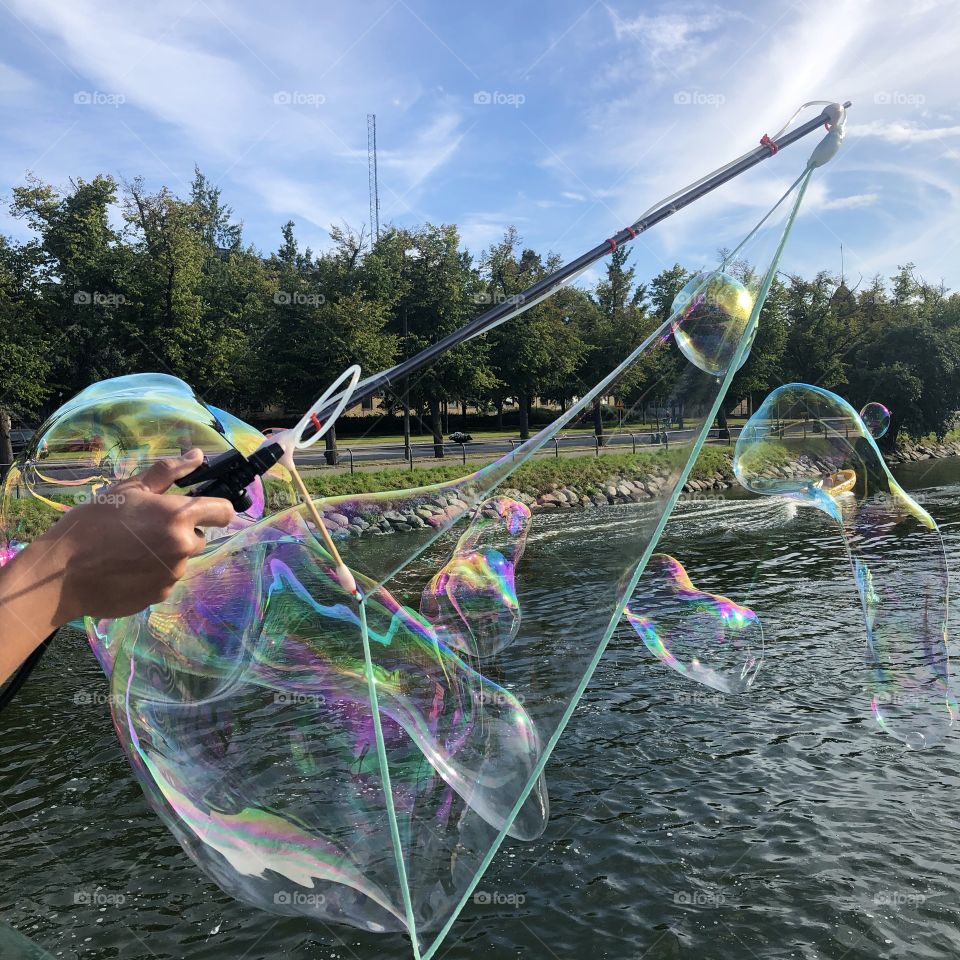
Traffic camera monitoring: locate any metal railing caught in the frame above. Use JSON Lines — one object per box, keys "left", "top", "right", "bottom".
{"left": 325, "top": 417, "right": 857, "bottom": 474}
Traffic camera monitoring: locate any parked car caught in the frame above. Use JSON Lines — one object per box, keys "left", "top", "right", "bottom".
{"left": 448, "top": 431, "right": 473, "bottom": 443}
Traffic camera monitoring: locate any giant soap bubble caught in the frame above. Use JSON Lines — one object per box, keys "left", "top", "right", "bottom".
{"left": 735, "top": 383, "right": 954, "bottom": 748}
{"left": 1, "top": 373, "right": 294, "bottom": 529}
{"left": 109, "top": 503, "right": 547, "bottom": 932}
{"left": 0, "top": 154, "right": 819, "bottom": 957}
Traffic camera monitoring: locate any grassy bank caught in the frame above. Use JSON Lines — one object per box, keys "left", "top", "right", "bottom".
{"left": 303, "top": 445, "right": 736, "bottom": 500}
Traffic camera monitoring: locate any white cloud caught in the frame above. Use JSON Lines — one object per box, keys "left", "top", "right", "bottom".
{"left": 820, "top": 193, "right": 880, "bottom": 210}
{"left": 847, "top": 121, "right": 960, "bottom": 143}
{"left": 0, "top": 61, "right": 33, "bottom": 96}
{"left": 2, "top": 0, "right": 959, "bottom": 286}
{"left": 608, "top": 7, "right": 740, "bottom": 78}
{"left": 379, "top": 110, "right": 467, "bottom": 191}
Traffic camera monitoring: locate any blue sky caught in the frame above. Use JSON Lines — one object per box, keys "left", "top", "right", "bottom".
{"left": 1, "top": 0, "right": 957, "bottom": 291}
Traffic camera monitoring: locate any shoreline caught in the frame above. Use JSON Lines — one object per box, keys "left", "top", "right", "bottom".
{"left": 315, "top": 441, "right": 960, "bottom": 539}
{"left": 6, "top": 441, "right": 959, "bottom": 545}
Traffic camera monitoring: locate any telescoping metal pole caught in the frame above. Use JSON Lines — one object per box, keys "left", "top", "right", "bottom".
{"left": 302, "top": 102, "right": 851, "bottom": 438}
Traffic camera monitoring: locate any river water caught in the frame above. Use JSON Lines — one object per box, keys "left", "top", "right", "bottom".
{"left": 3, "top": 457, "right": 960, "bottom": 959}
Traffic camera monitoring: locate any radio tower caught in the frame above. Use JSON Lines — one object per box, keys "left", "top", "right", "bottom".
{"left": 367, "top": 113, "right": 380, "bottom": 242}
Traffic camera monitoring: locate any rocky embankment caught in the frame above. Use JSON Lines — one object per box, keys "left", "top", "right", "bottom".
{"left": 318, "top": 466, "right": 740, "bottom": 539}
{"left": 323, "top": 471, "right": 734, "bottom": 537}
{"left": 885, "top": 437, "right": 960, "bottom": 465}
{"left": 504, "top": 465, "right": 738, "bottom": 514}
{"left": 317, "top": 437, "right": 960, "bottom": 538}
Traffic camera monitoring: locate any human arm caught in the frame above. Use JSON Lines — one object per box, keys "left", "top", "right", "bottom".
{"left": 0, "top": 449, "right": 234, "bottom": 685}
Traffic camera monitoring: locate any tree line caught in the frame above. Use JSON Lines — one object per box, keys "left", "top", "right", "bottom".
{"left": 3, "top": 168, "right": 960, "bottom": 468}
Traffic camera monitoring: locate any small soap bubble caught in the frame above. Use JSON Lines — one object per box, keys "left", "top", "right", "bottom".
{"left": 670, "top": 271, "right": 755, "bottom": 377}
{"left": 859, "top": 402, "right": 891, "bottom": 440}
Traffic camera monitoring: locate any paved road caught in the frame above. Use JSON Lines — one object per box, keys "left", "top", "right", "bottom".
{"left": 11, "top": 418, "right": 857, "bottom": 494}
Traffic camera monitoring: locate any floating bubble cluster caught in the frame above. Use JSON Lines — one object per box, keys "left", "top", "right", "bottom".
{"left": 670, "top": 271, "right": 755, "bottom": 377}
{"left": 735, "top": 383, "right": 955, "bottom": 748}
{"left": 859, "top": 401, "right": 891, "bottom": 440}
{"left": 625, "top": 554, "right": 763, "bottom": 693}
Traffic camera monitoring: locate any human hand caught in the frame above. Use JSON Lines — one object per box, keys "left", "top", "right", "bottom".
{"left": 45, "top": 448, "right": 235, "bottom": 622}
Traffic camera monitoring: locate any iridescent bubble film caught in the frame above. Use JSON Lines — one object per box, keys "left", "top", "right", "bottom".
{"left": 859, "top": 401, "right": 891, "bottom": 440}
{"left": 0, "top": 373, "right": 293, "bottom": 545}
{"left": 670, "top": 271, "right": 755, "bottom": 377}
{"left": 106, "top": 500, "right": 547, "bottom": 933}
{"left": 624, "top": 554, "right": 763, "bottom": 693}
{"left": 0, "top": 540, "right": 25, "bottom": 568}
{"left": 735, "top": 383, "right": 955, "bottom": 748}
{"left": 420, "top": 496, "right": 531, "bottom": 660}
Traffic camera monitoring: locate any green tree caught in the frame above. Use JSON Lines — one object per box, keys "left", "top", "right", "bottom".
{"left": 0, "top": 237, "right": 51, "bottom": 475}
{"left": 261, "top": 222, "right": 397, "bottom": 463}
{"left": 724, "top": 273, "right": 789, "bottom": 426}
{"left": 482, "top": 230, "right": 583, "bottom": 440}
{"left": 393, "top": 224, "right": 491, "bottom": 455}
{"left": 579, "top": 245, "right": 650, "bottom": 443}
{"left": 11, "top": 174, "right": 131, "bottom": 394}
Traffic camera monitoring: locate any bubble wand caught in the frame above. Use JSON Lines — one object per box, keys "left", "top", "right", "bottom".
{"left": 0, "top": 102, "right": 849, "bottom": 711}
